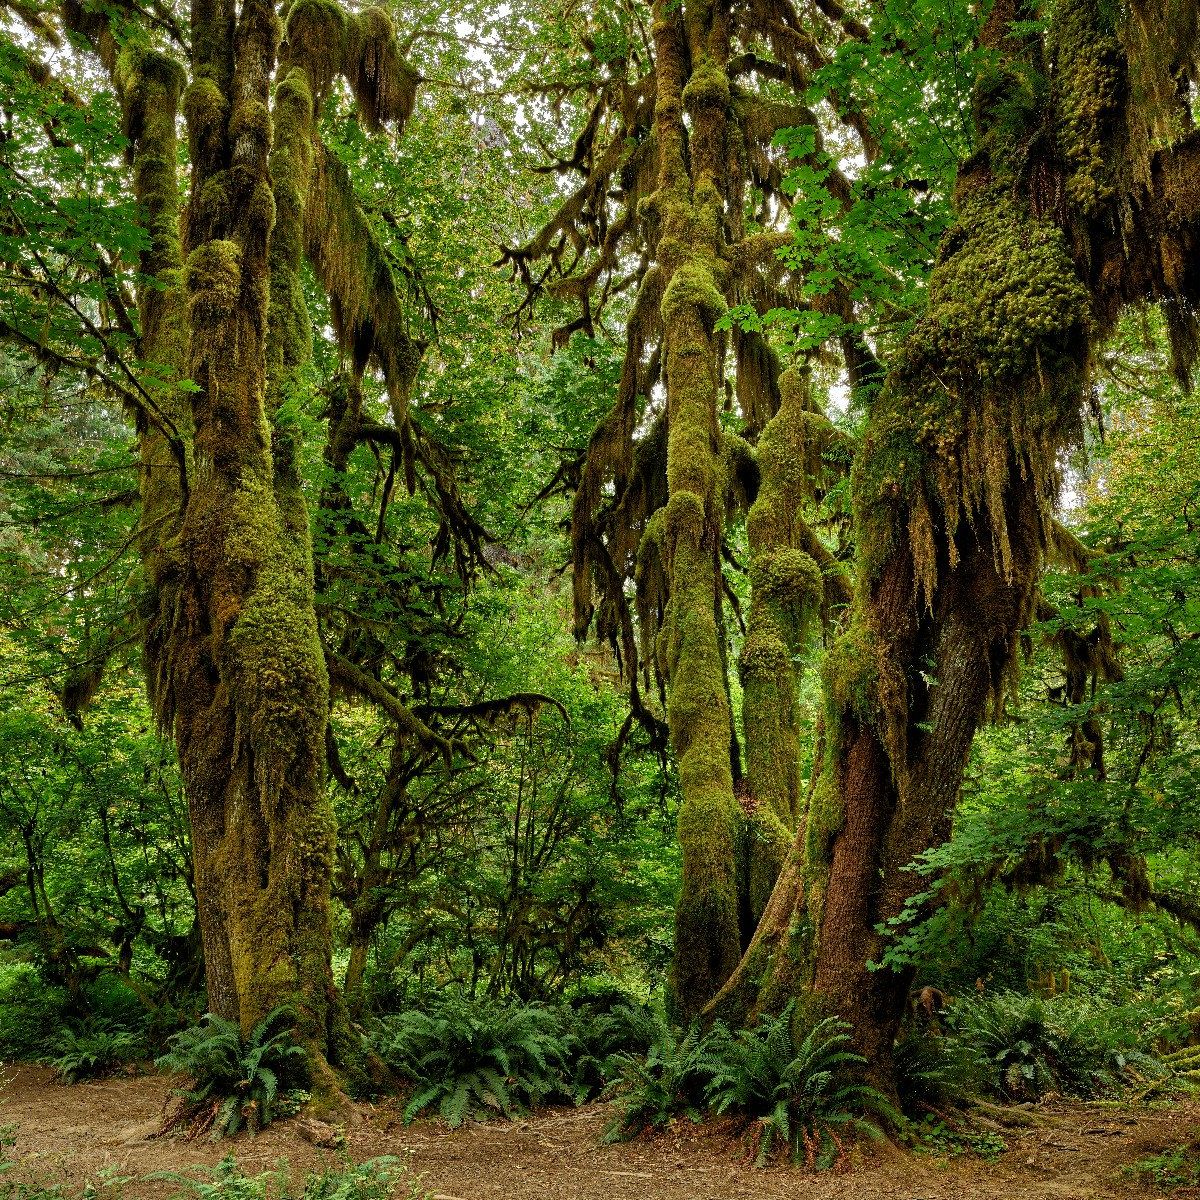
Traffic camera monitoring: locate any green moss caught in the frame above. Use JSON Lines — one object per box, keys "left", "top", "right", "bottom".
{"left": 661, "top": 261, "right": 727, "bottom": 325}
{"left": 901, "top": 188, "right": 1088, "bottom": 381}
{"left": 738, "top": 628, "right": 791, "bottom": 680}
{"left": 182, "top": 77, "right": 227, "bottom": 142}
{"left": 803, "top": 771, "right": 845, "bottom": 872}
{"left": 224, "top": 476, "right": 329, "bottom": 778}
{"left": 1049, "top": 0, "right": 1124, "bottom": 215}
{"left": 753, "top": 547, "right": 822, "bottom": 607}
{"left": 682, "top": 57, "right": 730, "bottom": 114}
{"left": 738, "top": 803, "right": 792, "bottom": 932}
{"left": 663, "top": 489, "right": 706, "bottom": 545}
{"left": 853, "top": 185, "right": 1090, "bottom": 588}
{"left": 185, "top": 240, "right": 242, "bottom": 324}
{"left": 282, "top": 0, "right": 348, "bottom": 95}
{"left": 822, "top": 620, "right": 883, "bottom": 729}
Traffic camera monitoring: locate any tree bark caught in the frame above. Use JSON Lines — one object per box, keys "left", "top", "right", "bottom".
{"left": 648, "top": 0, "right": 746, "bottom": 1022}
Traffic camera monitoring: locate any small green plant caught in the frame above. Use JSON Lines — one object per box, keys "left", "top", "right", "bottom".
{"left": 704, "top": 1009, "right": 892, "bottom": 1168}
{"left": 912, "top": 1118, "right": 1006, "bottom": 1162}
{"left": 560, "top": 1001, "right": 661, "bottom": 1102}
{"left": 603, "top": 1020, "right": 711, "bottom": 1140}
{"left": 160, "top": 1155, "right": 429, "bottom": 1200}
{"left": 44, "top": 1026, "right": 143, "bottom": 1083}
{"left": 369, "top": 996, "right": 569, "bottom": 1127}
{"left": 0, "top": 966, "right": 68, "bottom": 1061}
{"left": 156, "top": 1007, "right": 308, "bottom": 1138}
{"left": 1127, "top": 1142, "right": 1200, "bottom": 1191}
{"left": 892, "top": 1031, "right": 982, "bottom": 1112}
{"left": 945, "top": 990, "right": 1157, "bottom": 1100}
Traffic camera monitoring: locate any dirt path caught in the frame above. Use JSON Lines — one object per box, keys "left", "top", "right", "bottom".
{"left": 2, "top": 1065, "right": 1197, "bottom": 1200}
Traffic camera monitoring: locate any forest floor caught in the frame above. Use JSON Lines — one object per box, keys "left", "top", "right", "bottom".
{"left": 2, "top": 1065, "right": 1199, "bottom": 1200}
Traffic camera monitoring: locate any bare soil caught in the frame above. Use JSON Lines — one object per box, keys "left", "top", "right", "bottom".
{"left": 2, "top": 1065, "right": 1198, "bottom": 1200}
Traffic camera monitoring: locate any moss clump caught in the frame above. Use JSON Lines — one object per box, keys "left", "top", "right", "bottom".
{"left": 230, "top": 94, "right": 272, "bottom": 157}
{"left": 738, "top": 628, "right": 792, "bottom": 679}
{"left": 682, "top": 57, "right": 730, "bottom": 114}
{"left": 185, "top": 240, "right": 242, "bottom": 324}
{"left": 902, "top": 187, "right": 1088, "bottom": 381}
{"left": 182, "top": 76, "right": 227, "bottom": 149}
{"left": 117, "top": 44, "right": 187, "bottom": 146}
{"left": 855, "top": 185, "right": 1090, "bottom": 588}
{"left": 822, "top": 620, "right": 884, "bottom": 730}
{"left": 663, "top": 489, "right": 706, "bottom": 545}
{"left": 282, "top": 0, "right": 348, "bottom": 97}
{"left": 224, "top": 476, "right": 329, "bottom": 790}
{"left": 661, "top": 261, "right": 727, "bottom": 326}
{"left": 754, "top": 548, "right": 822, "bottom": 607}
{"left": 1049, "top": 0, "right": 1125, "bottom": 215}
{"left": 345, "top": 7, "right": 418, "bottom": 132}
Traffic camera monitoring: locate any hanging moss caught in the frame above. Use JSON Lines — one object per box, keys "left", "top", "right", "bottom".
{"left": 854, "top": 184, "right": 1090, "bottom": 592}
{"left": 282, "top": 0, "right": 348, "bottom": 98}
{"left": 344, "top": 7, "right": 418, "bottom": 133}
{"left": 267, "top": 65, "right": 316, "bottom": 420}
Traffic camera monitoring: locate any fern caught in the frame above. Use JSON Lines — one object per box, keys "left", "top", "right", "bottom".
{"left": 369, "top": 994, "right": 572, "bottom": 1126}
{"left": 704, "top": 1007, "right": 891, "bottom": 1166}
{"left": 156, "top": 1006, "right": 308, "bottom": 1138}
{"left": 44, "top": 1025, "right": 143, "bottom": 1083}
{"left": 944, "top": 990, "right": 1153, "bottom": 1100}
{"left": 603, "top": 1018, "right": 712, "bottom": 1139}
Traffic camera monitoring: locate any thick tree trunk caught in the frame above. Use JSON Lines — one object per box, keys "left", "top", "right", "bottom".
{"left": 158, "top": 0, "right": 342, "bottom": 1070}
{"left": 737, "top": 367, "right": 827, "bottom": 935}
{"left": 712, "top": 2, "right": 1101, "bottom": 1072}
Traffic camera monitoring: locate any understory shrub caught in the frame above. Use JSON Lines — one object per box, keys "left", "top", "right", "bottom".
{"left": 369, "top": 996, "right": 571, "bottom": 1126}
{"left": 0, "top": 965, "right": 68, "bottom": 1061}
{"left": 703, "top": 1009, "right": 893, "bottom": 1167}
{"left": 156, "top": 1008, "right": 308, "bottom": 1138}
{"left": 943, "top": 990, "right": 1166, "bottom": 1100}
{"left": 605, "top": 1005, "right": 891, "bottom": 1167}
{"left": 43, "top": 1024, "right": 143, "bottom": 1082}
{"left": 603, "top": 1019, "right": 710, "bottom": 1138}
{"left": 559, "top": 999, "right": 662, "bottom": 1103}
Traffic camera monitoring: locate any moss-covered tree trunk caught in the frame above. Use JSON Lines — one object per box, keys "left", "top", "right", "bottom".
{"left": 648, "top": 1, "right": 745, "bottom": 1022}
{"left": 160, "top": 0, "right": 341, "bottom": 1066}
{"left": 711, "top": 0, "right": 1118, "bottom": 1076}
{"left": 736, "top": 367, "right": 831, "bottom": 935}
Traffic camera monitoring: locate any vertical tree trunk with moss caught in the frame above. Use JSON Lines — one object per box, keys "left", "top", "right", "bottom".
{"left": 60, "top": 0, "right": 419, "bottom": 1090}
{"left": 648, "top": 1, "right": 745, "bottom": 1021}
{"left": 163, "top": 0, "right": 343, "bottom": 1069}
{"left": 736, "top": 367, "right": 828, "bottom": 931}
{"left": 713, "top": 0, "right": 1200, "bottom": 1078}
